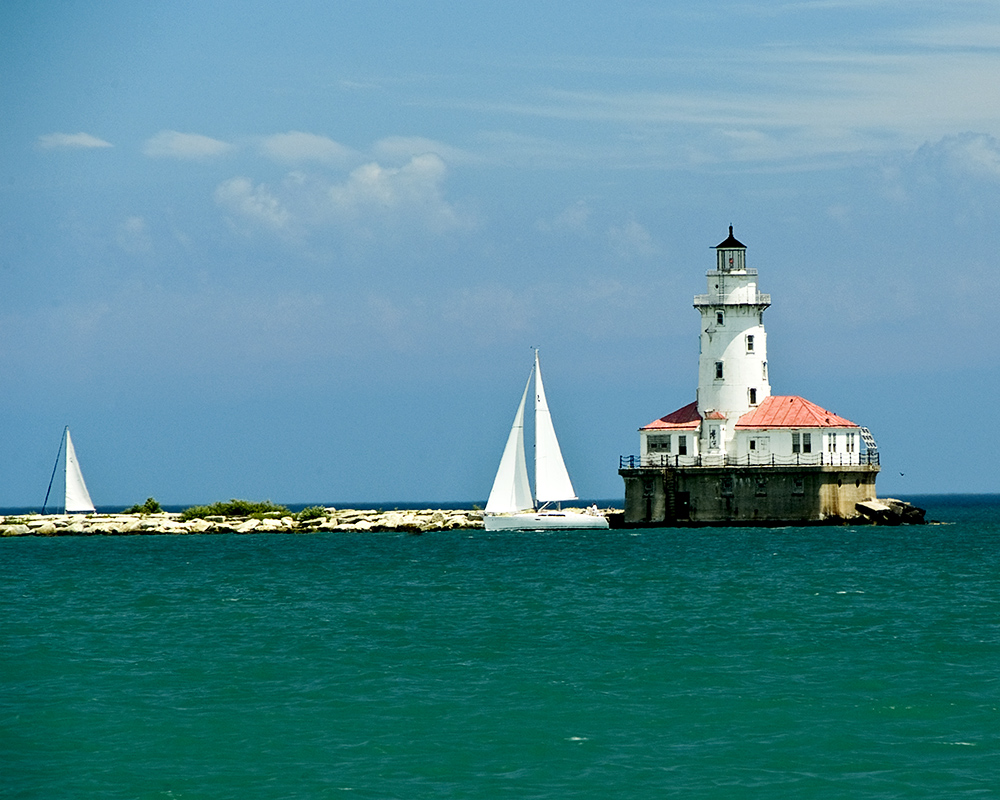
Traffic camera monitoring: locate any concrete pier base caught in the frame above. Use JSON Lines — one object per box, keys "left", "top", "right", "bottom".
{"left": 620, "top": 463, "right": 890, "bottom": 526}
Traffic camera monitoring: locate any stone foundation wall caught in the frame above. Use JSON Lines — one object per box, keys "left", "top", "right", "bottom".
{"left": 621, "top": 465, "right": 880, "bottom": 526}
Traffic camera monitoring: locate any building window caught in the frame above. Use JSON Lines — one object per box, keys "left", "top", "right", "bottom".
{"left": 762, "top": 361, "right": 767, "bottom": 380}
{"left": 749, "top": 388, "right": 757, "bottom": 405}
{"left": 715, "top": 361, "right": 724, "bottom": 379}
{"left": 827, "top": 433, "right": 837, "bottom": 453}
{"left": 792, "top": 432, "right": 800, "bottom": 453}
{"left": 709, "top": 426, "right": 718, "bottom": 449}
{"left": 716, "top": 311, "right": 724, "bottom": 326}
{"left": 746, "top": 334, "right": 754, "bottom": 353}
{"left": 648, "top": 434, "right": 671, "bottom": 452}
{"left": 802, "top": 433, "right": 812, "bottom": 453}
{"left": 749, "top": 439, "right": 756, "bottom": 451}
{"left": 678, "top": 435, "right": 688, "bottom": 456}
{"left": 846, "top": 433, "right": 855, "bottom": 453}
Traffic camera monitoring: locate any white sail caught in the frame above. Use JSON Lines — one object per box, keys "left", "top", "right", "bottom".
{"left": 485, "top": 372, "right": 534, "bottom": 514}
{"left": 64, "top": 429, "right": 96, "bottom": 513}
{"left": 533, "top": 351, "right": 577, "bottom": 503}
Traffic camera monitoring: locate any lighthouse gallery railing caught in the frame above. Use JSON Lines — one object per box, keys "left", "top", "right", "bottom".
{"left": 619, "top": 451, "right": 880, "bottom": 469}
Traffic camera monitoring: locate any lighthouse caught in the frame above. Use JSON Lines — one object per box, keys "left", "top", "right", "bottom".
{"left": 619, "top": 226, "right": 883, "bottom": 525}
{"left": 694, "top": 226, "right": 772, "bottom": 454}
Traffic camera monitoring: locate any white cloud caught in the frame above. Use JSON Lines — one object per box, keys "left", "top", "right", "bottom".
{"left": 915, "top": 132, "right": 1000, "bottom": 181}
{"left": 143, "top": 130, "right": 233, "bottom": 160}
{"left": 536, "top": 200, "right": 592, "bottom": 234}
{"left": 260, "top": 131, "right": 356, "bottom": 165}
{"left": 372, "top": 136, "right": 476, "bottom": 166}
{"left": 328, "top": 154, "right": 462, "bottom": 230}
{"left": 215, "top": 177, "right": 292, "bottom": 233}
{"left": 608, "top": 220, "right": 658, "bottom": 260}
{"left": 36, "top": 132, "right": 113, "bottom": 149}
{"left": 215, "top": 154, "right": 470, "bottom": 239}
{"left": 885, "top": 132, "right": 1000, "bottom": 206}
{"left": 462, "top": 32, "right": 1000, "bottom": 169}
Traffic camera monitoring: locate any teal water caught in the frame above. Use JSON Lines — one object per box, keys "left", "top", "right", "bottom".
{"left": 3, "top": 496, "right": 999, "bottom": 799}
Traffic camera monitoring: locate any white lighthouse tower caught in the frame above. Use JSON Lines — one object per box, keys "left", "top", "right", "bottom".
{"left": 694, "top": 226, "right": 772, "bottom": 455}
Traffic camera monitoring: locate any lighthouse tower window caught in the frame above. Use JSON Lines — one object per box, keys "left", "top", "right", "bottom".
{"left": 749, "top": 388, "right": 757, "bottom": 405}
{"left": 716, "top": 311, "right": 724, "bottom": 326}
{"left": 746, "top": 334, "right": 754, "bottom": 353}
{"left": 715, "top": 361, "right": 724, "bottom": 379}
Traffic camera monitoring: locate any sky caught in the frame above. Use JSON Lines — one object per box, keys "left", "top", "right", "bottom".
{"left": 2, "top": 0, "right": 999, "bottom": 507}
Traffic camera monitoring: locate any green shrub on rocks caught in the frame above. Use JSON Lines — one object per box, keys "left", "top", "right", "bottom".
{"left": 296, "top": 506, "right": 327, "bottom": 521}
{"left": 180, "top": 499, "right": 291, "bottom": 522}
{"left": 124, "top": 497, "right": 163, "bottom": 515}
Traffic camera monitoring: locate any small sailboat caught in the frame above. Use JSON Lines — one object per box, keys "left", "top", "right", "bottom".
{"left": 43, "top": 426, "right": 96, "bottom": 514}
{"left": 484, "top": 351, "right": 609, "bottom": 531}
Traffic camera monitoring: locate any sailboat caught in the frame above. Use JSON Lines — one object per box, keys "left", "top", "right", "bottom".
{"left": 43, "top": 427, "right": 96, "bottom": 514}
{"left": 484, "top": 351, "right": 609, "bottom": 531}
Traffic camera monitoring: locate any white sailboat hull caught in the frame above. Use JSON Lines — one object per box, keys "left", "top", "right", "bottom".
{"left": 484, "top": 510, "right": 610, "bottom": 531}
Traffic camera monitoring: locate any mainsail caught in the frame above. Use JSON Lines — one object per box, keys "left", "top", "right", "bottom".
{"left": 485, "top": 373, "right": 533, "bottom": 514}
{"left": 532, "top": 350, "right": 577, "bottom": 504}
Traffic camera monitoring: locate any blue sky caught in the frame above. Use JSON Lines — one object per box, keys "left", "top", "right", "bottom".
{"left": 2, "top": 0, "right": 999, "bottom": 507}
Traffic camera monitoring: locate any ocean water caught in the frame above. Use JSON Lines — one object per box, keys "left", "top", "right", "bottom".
{"left": 2, "top": 495, "right": 998, "bottom": 799}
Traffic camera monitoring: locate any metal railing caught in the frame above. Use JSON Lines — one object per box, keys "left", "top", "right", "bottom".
{"left": 619, "top": 451, "right": 880, "bottom": 469}
{"left": 693, "top": 291, "right": 771, "bottom": 307}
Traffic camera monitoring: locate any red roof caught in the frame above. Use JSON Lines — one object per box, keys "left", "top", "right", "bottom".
{"left": 736, "top": 395, "right": 858, "bottom": 429}
{"left": 641, "top": 401, "right": 702, "bottom": 431}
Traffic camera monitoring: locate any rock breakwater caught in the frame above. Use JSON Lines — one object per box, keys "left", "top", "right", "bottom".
{"left": 0, "top": 508, "right": 485, "bottom": 536}
{"left": 854, "top": 498, "right": 927, "bottom": 525}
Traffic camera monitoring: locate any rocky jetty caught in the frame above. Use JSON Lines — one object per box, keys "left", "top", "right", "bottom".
{"left": 855, "top": 498, "right": 927, "bottom": 525}
{"left": 0, "top": 508, "right": 486, "bottom": 537}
